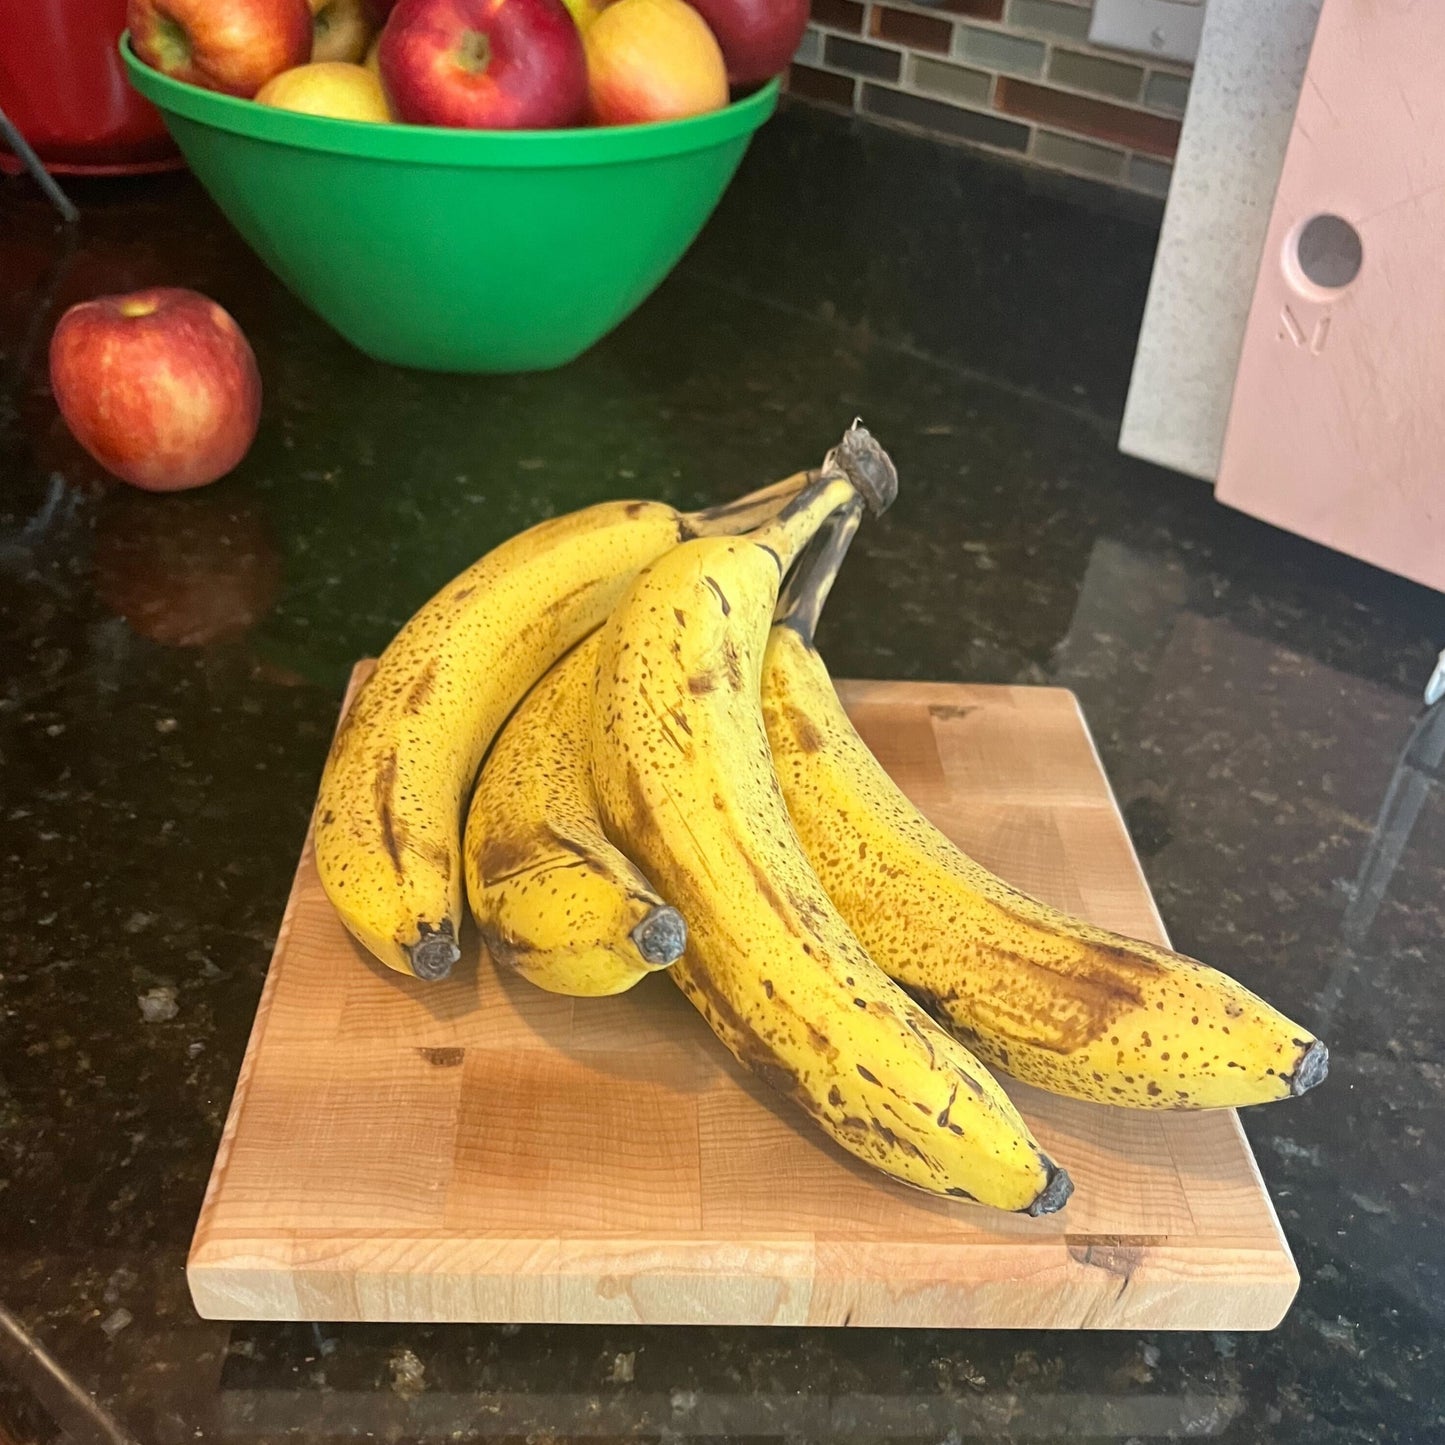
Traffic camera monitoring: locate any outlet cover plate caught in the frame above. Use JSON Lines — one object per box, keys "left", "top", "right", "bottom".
{"left": 1089, "top": 0, "right": 1205, "bottom": 64}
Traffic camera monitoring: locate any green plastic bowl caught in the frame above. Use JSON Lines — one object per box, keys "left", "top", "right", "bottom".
{"left": 122, "top": 39, "right": 777, "bottom": 372}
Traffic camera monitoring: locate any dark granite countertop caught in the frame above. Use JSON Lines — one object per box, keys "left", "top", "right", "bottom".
{"left": 2, "top": 103, "right": 1444, "bottom": 1445}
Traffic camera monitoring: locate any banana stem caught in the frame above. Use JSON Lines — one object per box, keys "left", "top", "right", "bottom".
{"left": 775, "top": 497, "right": 864, "bottom": 647}
{"left": 823, "top": 422, "right": 898, "bottom": 517}
{"left": 751, "top": 474, "right": 860, "bottom": 576}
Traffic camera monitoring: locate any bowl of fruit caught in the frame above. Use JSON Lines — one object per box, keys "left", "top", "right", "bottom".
{"left": 122, "top": 0, "right": 800, "bottom": 372}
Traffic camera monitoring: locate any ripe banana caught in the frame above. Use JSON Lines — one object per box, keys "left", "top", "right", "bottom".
{"left": 592, "top": 436, "right": 1072, "bottom": 1212}
{"left": 464, "top": 630, "right": 685, "bottom": 996}
{"left": 761, "top": 521, "right": 1328, "bottom": 1111}
{"left": 316, "top": 473, "right": 809, "bottom": 980}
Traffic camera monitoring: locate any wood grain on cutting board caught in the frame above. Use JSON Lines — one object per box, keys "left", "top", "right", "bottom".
{"left": 188, "top": 668, "right": 1298, "bottom": 1329}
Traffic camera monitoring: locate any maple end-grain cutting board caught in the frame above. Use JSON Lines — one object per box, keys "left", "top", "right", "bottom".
{"left": 188, "top": 669, "right": 1298, "bottom": 1330}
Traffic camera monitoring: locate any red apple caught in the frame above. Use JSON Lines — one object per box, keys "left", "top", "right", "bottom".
{"left": 49, "top": 288, "right": 262, "bottom": 493}
{"left": 379, "top": 0, "right": 587, "bottom": 129}
{"left": 687, "top": 0, "right": 807, "bottom": 86}
{"left": 127, "top": 0, "right": 312, "bottom": 97}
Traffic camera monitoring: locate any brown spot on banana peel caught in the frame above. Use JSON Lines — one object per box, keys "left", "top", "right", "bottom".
{"left": 373, "top": 750, "right": 405, "bottom": 876}
{"left": 871, "top": 1116, "right": 928, "bottom": 1162}
{"left": 673, "top": 963, "right": 831, "bottom": 1124}
{"left": 936, "top": 1082, "right": 958, "bottom": 1129}
{"left": 742, "top": 851, "right": 788, "bottom": 919}
{"left": 904, "top": 950, "right": 1154, "bottom": 1056}
{"left": 403, "top": 658, "right": 438, "bottom": 715}
{"left": 476, "top": 831, "right": 535, "bottom": 885}
{"left": 532, "top": 575, "right": 610, "bottom": 629}
{"left": 417, "top": 835, "right": 452, "bottom": 882}
{"left": 702, "top": 576, "right": 731, "bottom": 615}
{"left": 905, "top": 924, "right": 1320, "bottom": 1104}
{"left": 688, "top": 673, "right": 717, "bottom": 696}
{"left": 784, "top": 702, "right": 824, "bottom": 754}
{"left": 722, "top": 640, "right": 744, "bottom": 692}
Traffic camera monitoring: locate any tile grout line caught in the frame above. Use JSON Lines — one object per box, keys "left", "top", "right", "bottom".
{"left": 801, "top": 0, "right": 1186, "bottom": 188}
{"left": 801, "top": 61, "right": 1184, "bottom": 152}
{"left": 806, "top": 26, "right": 1189, "bottom": 122}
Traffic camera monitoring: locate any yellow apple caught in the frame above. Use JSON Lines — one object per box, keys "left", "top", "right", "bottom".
{"left": 562, "top": 0, "right": 612, "bottom": 32}
{"left": 364, "top": 33, "right": 381, "bottom": 74}
{"left": 586, "top": 0, "right": 727, "bottom": 124}
{"left": 255, "top": 61, "right": 392, "bottom": 121}
{"left": 309, "top": 0, "right": 373, "bottom": 62}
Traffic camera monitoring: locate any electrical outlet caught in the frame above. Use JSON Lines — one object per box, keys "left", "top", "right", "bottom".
{"left": 1088, "top": 0, "right": 1205, "bottom": 64}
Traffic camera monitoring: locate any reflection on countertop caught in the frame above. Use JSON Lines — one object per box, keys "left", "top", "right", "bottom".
{"left": 1, "top": 101, "right": 1443, "bottom": 1445}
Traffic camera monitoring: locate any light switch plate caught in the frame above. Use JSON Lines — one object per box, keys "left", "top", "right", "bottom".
{"left": 1089, "top": 0, "right": 1206, "bottom": 64}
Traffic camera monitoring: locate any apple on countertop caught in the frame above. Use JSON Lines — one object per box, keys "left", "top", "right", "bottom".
{"left": 49, "top": 289, "right": 262, "bottom": 493}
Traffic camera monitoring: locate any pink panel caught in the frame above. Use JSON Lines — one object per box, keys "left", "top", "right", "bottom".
{"left": 1215, "top": 0, "right": 1445, "bottom": 592}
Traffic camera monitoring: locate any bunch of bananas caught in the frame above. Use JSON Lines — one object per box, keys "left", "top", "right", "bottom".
{"left": 315, "top": 426, "right": 1327, "bottom": 1214}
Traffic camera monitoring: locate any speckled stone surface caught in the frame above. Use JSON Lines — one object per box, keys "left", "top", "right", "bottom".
{"left": 2, "top": 102, "right": 1444, "bottom": 1445}
{"left": 1119, "top": 0, "right": 1323, "bottom": 481}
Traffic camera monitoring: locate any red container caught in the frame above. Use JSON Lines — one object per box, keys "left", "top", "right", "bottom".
{"left": 0, "top": 0, "right": 182, "bottom": 175}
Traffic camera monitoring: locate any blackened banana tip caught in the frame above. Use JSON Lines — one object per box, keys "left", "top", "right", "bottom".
{"left": 632, "top": 905, "right": 687, "bottom": 968}
{"left": 410, "top": 924, "right": 459, "bottom": 982}
{"left": 1026, "top": 1164, "right": 1074, "bottom": 1217}
{"left": 1289, "top": 1039, "right": 1329, "bottom": 1096}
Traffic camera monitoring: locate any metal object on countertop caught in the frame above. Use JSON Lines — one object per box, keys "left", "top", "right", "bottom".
{"left": 0, "top": 103, "right": 78, "bottom": 223}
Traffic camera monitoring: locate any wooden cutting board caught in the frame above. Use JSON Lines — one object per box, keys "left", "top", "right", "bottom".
{"left": 188, "top": 669, "right": 1298, "bottom": 1330}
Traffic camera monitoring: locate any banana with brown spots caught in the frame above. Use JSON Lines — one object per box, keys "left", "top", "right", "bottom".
{"left": 591, "top": 431, "right": 1071, "bottom": 1212}
{"left": 315, "top": 473, "right": 808, "bottom": 979}
{"left": 465, "top": 630, "right": 685, "bottom": 996}
{"left": 761, "top": 509, "right": 1328, "bottom": 1111}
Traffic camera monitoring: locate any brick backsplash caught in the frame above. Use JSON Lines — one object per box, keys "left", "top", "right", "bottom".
{"left": 787, "top": 0, "right": 1191, "bottom": 196}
